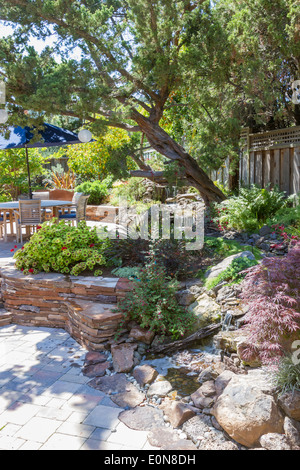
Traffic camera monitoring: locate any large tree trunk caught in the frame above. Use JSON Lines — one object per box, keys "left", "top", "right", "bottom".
{"left": 132, "top": 113, "right": 226, "bottom": 206}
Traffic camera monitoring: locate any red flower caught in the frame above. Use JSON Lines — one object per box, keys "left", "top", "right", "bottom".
{"left": 89, "top": 244, "right": 95, "bottom": 248}
{"left": 10, "top": 249, "right": 14, "bottom": 252}
{"left": 14, "top": 245, "right": 18, "bottom": 248}
{"left": 29, "top": 268, "right": 34, "bottom": 273}
{"left": 62, "top": 247, "right": 67, "bottom": 250}
{"left": 37, "top": 225, "right": 42, "bottom": 231}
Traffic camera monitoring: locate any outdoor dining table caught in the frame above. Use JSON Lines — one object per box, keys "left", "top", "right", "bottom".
{"left": 0, "top": 200, "right": 74, "bottom": 241}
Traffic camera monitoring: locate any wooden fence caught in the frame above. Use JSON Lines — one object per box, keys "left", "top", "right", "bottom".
{"left": 210, "top": 126, "right": 300, "bottom": 196}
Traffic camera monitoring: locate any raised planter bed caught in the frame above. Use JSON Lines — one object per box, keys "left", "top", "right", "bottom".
{"left": 0, "top": 265, "right": 133, "bottom": 351}
{"left": 86, "top": 205, "right": 118, "bottom": 222}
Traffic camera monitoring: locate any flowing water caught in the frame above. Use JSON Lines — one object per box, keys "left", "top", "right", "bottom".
{"left": 141, "top": 337, "right": 222, "bottom": 398}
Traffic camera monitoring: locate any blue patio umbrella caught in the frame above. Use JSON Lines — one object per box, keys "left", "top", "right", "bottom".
{"left": 0, "top": 123, "right": 85, "bottom": 198}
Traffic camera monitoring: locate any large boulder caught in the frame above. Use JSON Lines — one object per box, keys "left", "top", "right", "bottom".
{"left": 278, "top": 391, "right": 300, "bottom": 421}
{"left": 188, "top": 292, "right": 221, "bottom": 328}
{"left": 204, "top": 251, "right": 256, "bottom": 286}
{"left": 212, "top": 370, "right": 284, "bottom": 448}
{"left": 284, "top": 417, "right": 300, "bottom": 449}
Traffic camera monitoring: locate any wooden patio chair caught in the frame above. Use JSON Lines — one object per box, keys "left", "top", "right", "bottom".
{"left": 59, "top": 194, "right": 90, "bottom": 226}
{"left": 49, "top": 189, "right": 74, "bottom": 201}
{"left": 0, "top": 211, "right": 8, "bottom": 242}
{"left": 14, "top": 200, "right": 43, "bottom": 243}
{"left": 32, "top": 192, "right": 52, "bottom": 219}
{"left": 32, "top": 192, "right": 50, "bottom": 200}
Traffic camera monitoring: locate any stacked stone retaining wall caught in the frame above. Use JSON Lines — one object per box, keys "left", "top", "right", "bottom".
{"left": 0, "top": 265, "right": 133, "bottom": 351}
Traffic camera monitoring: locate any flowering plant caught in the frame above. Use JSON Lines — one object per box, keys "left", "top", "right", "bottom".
{"left": 270, "top": 223, "right": 300, "bottom": 251}
{"left": 13, "top": 220, "right": 109, "bottom": 276}
{"left": 116, "top": 246, "right": 197, "bottom": 340}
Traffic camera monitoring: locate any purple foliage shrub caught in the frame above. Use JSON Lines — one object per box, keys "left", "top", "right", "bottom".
{"left": 240, "top": 243, "right": 300, "bottom": 365}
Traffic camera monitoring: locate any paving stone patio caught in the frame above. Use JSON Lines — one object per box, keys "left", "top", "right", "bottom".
{"left": 0, "top": 323, "right": 159, "bottom": 450}
{"left": 0, "top": 238, "right": 161, "bottom": 450}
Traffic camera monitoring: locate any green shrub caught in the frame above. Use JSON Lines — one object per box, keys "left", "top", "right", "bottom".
{"left": 272, "top": 355, "right": 300, "bottom": 395}
{"left": 204, "top": 256, "right": 258, "bottom": 290}
{"left": 109, "top": 178, "right": 147, "bottom": 206}
{"left": 116, "top": 247, "right": 197, "bottom": 340}
{"left": 75, "top": 176, "right": 113, "bottom": 205}
{"left": 204, "top": 236, "right": 262, "bottom": 260}
{"left": 14, "top": 220, "right": 109, "bottom": 276}
{"left": 214, "top": 185, "right": 289, "bottom": 232}
{"left": 0, "top": 191, "right": 11, "bottom": 202}
{"left": 111, "top": 266, "right": 142, "bottom": 279}
{"left": 268, "top": 203, "right": 300, "bottom": 229}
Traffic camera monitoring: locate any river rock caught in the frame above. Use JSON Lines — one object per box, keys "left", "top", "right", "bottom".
{"left": 82, "top": 361, "right": 111, "bottom": 377}
{"left": 129, "top": 326, "right": 155, "bottom": 345}
{"left": 214, "top": 370, "right": 236, "bottom": 397}
{"left": 88, "top": 373, "right": 129, "bottom": 394}
{"left": 198, "top": 428, "right": 239, "bottom": 451}
{"left": 147, "top": 379, "right": 173, "bottom": 398}
{"left": 118, "top": 405, "right": 165, "bottom": 431}
{"left": 111, "top": 342, "right": 138, "bottom": 373}
{"left": 147, "top": 427, "right": 185, "bottom": 448}
{"left": 182, "top": 414, "right": 212, "bottom": 440}
{"left": 162, "top": 439, "right": 199, "bottom": 450}
{"left": 198, "top": 366, "right": 220, "bottom": 384}
{"left": 191, "top": 381, "right": 216, "bottom": 409}
{"left": 176, "top": 289, "right": 196, "bottom": 306}
{"left": 84, "top": 351, "right": 108, "bottom": 365}
{"left": 259, "top": 225, "right": 272, "bottom": 237}
{"left": 212, "top": 370, "right": 284, "bottom": 447}
{"left": 278, "top": 391, "right": 300, "bottom": 421}
{"left": 160, "top": 400, "right": 196, "bottom": 428}
{"left": 197, "top": 380, "right": 216, "bottom": 397}
{"left": 182, "top": 415, "right": 238, "bottom": 450}
{"left": 133, "top": 364, "right": 159, "bottom": 386}
{"left": 259, "top": 433, "right": 291, "bottom": 450}
{"left": 110, "top": 385, "right": 146, "bottom": 408}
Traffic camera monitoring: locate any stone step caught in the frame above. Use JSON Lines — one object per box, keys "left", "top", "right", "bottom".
{"left": 0, "top": 308, "right": 12, "bottom": 326}
{"left": 66, "top": 299, "right": 126, "bottom": 351}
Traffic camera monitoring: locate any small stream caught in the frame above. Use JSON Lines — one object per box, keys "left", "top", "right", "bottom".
{"left": 139, "top": 306, "right": 242, "bottom": 398}
{"left": 141, "top": 337, "right": 222, "bottom": 398}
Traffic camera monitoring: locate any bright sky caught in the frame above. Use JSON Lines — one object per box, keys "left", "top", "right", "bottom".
{"left": 0, "top": 21, "right": 82, "bottom": 60}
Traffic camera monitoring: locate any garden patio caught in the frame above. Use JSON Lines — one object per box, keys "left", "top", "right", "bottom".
{"left": 0, "top": 0, "right": 299, "bottom": 453}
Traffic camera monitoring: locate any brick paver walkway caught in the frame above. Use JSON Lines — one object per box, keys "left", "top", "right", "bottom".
{"left": 0, "top": 231, "right": 159, "bottom": 450}
{"left": 0, "top": 324, "right": 159, "bottom": 450}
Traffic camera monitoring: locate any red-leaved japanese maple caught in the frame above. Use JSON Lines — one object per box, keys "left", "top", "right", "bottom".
{"left": 240, "top": 243, "right": 300, "bottom": 365}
